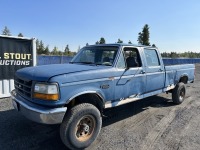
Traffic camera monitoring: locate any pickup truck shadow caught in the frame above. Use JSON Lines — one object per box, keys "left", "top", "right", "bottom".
{"left": 0, "top": 95, "right": 174, "bottom": 150}
{"left": 0, "top": 108, "right": 67, "bottom": 150}
{"left": 102, "top": 95, "right": 174, "bottom": 127}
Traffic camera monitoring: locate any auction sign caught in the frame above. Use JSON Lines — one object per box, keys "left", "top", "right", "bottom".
{"left": 0, "top": 36, "right": 36, "bottom": 80}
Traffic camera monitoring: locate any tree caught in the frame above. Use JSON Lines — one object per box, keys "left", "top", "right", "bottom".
{"left": 99, "top": 37, "right": 106, "bottom": 44}
{"left": 64, "top": 45, "right": 70, "bottom": 55}
{"left": 137, "top": 32, "right": 143, "bottom": 45}
{"left": 170, "top": 52, "right": 178, "bottom": 58}
{"left": 117, "top": 38, "right": 123, "bottom": 43}
{"left": 128, "top": 40, "right": 132, "bottom": 44}
{"left": 18, "top": 33, "right": 23, "bottom": 37}
{"left": 2, "top": 26, "right": 11, "bottom": 36}
{"left": 37, "top": 40, "right": 45, "bottom": 54}
{"left": 86, "top": 43, "right": 89, "bottom": 46}
{"left": 95, "top": 41, "right": 99, "bottom": 45}
{"left": 152, "top": 44, "right": 156, "bottom": 47}
{"left": 137, "top": 24, "right": 150, "bottom": 46}
{"left": 44, "top": 45, "right": 50, "bottom": 55}
{"left": 51, "top": 46, "right": 59, "bottom": 55}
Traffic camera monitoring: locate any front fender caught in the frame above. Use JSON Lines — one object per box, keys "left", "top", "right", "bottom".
{"left": 60, "top": 86, "right": 106, "bottom": 104}
{"left": 68, "top": 90, "right": 105, "bottom": 102}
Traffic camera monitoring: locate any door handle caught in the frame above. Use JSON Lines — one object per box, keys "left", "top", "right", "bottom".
{"left": 141, "top": 70, "right": 146, "bottom": 74}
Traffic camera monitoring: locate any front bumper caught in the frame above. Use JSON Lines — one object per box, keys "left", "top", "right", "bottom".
{"left": 10, "top": 90, "right": 67, "bottom": 124}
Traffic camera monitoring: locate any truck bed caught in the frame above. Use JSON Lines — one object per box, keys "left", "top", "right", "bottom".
{"left": 165, "top": 64, "right": 195, "bottom": 87}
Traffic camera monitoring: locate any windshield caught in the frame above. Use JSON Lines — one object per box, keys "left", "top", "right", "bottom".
{"left": 71, "top": 46, "right": 119, "bottom": 66}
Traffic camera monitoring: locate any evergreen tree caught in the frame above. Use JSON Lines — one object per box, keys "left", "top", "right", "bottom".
{"left": 2, "top": 26, "right": 11, "bottom": 36}
{"left": 128, "top": 40, "right": 132, "bottom": 44}
{"left": 37, "top": 40, "right": 45, "bottom": 54}
{"left": 137, "top": 24, "right": 150, "bottom": 46}
{"left": 137, "top": 32, "right": 143, "bottom": 45}
{"left": 64, "top": 45, "right": 70, "bottom": 55}
{"left": 44, "top": 45, "right": 50, "bottom": 55}
{"left": 18, "top": 33, "right": 23, "bottom": 37}
{"left": 152, "top": 44, "right": 156, "bottom": 47}
{"left": 51, "top": 46, "right": 59, "bottom": 55}
{"left": 170, "top": 52, "right": 178, "bottom": 58}
{"left": 162, "top": 51, "right": 200, "bottom": 58}
{"left": 117, "top": 38, "right": 123, "bottom": 43}
{"left": 95, "top": 41, "right": 99, "bottom": 45}
{"left": 99, "top": 37, "right": 106, "bottom": 44}
{"left": 86, "top": 43, "right": 89, "bottom": 46}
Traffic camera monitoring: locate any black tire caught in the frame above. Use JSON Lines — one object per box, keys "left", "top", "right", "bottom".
{"left": 172, "top": 82, "right": 186, "bottom": 104}
{"left": 60, "top": 103, "right": 102, "bottom": 150}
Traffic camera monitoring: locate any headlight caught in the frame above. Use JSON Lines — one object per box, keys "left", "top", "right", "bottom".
{"left": 33, "top": 83, "right": 59, "bottom": 100}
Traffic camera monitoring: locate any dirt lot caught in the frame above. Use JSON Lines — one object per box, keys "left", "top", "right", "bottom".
{"left": 0, "top": 64, "right": 200, "bottom": 150}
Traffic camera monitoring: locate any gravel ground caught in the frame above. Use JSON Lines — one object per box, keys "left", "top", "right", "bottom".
{"left": 0, "top": 64, "right": 200, "bottom": 150}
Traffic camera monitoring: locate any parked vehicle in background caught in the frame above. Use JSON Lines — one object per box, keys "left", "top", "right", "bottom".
{"left": 11, "top": 44, "right": 195, "bottom": 149}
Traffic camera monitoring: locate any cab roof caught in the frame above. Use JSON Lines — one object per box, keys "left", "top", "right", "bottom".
{"left": 86, "top": 43, "right": 154, "bottom": 49}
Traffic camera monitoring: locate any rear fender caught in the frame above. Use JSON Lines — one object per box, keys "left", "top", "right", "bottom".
{"left": 175, "top": 72, "right": 188, "bottom": 85}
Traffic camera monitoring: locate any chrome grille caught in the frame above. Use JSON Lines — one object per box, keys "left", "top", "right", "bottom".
{"left": 14, "top": 76, "right": 32, "bottom": 99}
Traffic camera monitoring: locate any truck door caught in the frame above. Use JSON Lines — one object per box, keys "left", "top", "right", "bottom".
{"left": 143, "top": 48, "right": 165, "bottom": 93}
{"left": 114, "top": 47, "right": 146, "bottom": 100}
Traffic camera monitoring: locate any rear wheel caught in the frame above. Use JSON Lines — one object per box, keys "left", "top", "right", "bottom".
{"left": 172, "top": 82, "right": 186, "bottom": 104}
{"left": 60, "top": 103, "right": 102, "bottom": 150}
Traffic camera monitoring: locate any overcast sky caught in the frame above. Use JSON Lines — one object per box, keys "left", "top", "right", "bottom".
{"left": 1, "top": 0, "right": 200, "bottom": 52}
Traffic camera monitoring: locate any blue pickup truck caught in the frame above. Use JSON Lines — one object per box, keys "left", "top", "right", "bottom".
{"left": 11, "top": 44, "right": 195, "bottom": 149}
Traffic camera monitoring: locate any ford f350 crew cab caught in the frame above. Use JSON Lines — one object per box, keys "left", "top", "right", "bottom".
{"left": 11, "top": 44, "right": 195, "bottom": 149}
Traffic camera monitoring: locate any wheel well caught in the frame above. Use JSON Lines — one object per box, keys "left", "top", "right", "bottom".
{"left": 66, "top": 93, "right": 104, "bottom": 113}
{"left": 179, "top": 76, "right": 188, "bottom": 84}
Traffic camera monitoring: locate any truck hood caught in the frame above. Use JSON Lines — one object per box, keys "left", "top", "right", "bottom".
{"left": 15, "top": 64, "right": 107, "bottom": 81}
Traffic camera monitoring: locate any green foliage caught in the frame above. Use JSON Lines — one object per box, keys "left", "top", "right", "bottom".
{"left": 18, "top": 33, "right": 23, "bottom": 37}
{"left": 161, "top": 51, "right": 200, "bottom": 58}
{"left": 95, "top": 37, "right": 106, "bottom": 44}
{"left": 137, "top": 24, "right": 150, "bottom": 46}
{"left": 152, "top": 44, "right": 156, "bottom": 47}
{"left": 44, "top": 45, "right": 50, "bottom": 55}
{"left": 99, "top": 37, "right": 106, "bottom": 44}
{"left": 5, "top": 26, "right": 199, "bottom": 58}
{"left": 62, "top": 45, "right": 76, "bottom": 56}
{"left": 137, "top": 32, "right": 143, "bottom": 44}
{"left": 170, "top": 52, "right": 179, "bottom": 58}
{"left": 37, "top": 40, "right": 45, "bottom": 54}
{"left": 2, "top": 26, "right": 11, "bottom": 36}
{"left": 51, "top": 46, "right": 59, "bottom": 55}
{"left": 117, "top": 38, "right": 123, "bottom": 43}
{"left": 1, "top": 26, "right": 77, "bottom": 56}
{"left": 64, "top": 45, "right": 70, "bottom": 55}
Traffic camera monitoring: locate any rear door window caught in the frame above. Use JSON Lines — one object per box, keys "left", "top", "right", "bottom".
{"left": 144, "top": 49, "right": 160, "bottom": 66}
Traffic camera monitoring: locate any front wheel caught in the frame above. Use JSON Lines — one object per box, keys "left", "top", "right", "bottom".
{"left": 60, "top": 103, "right": 102, "bottom": 150}
{"left": 172, "top": 82, "right": 186, "bottom": 104}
